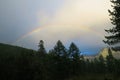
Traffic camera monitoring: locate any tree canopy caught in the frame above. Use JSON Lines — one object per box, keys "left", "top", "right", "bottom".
{"left": 104, "top": 0, "right": 120, "bottom": 45}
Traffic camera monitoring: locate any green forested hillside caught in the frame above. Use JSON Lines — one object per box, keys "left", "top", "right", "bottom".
{"left": 0, "top": 43, "right": 36, "bottom": 80}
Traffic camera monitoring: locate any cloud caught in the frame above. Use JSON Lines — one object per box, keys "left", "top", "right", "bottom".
{"left": 15, "top": 0, "right": 112, "bottom": 53}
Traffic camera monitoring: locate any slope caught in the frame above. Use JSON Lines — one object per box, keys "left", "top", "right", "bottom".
{"left": 0, "top": 43, "right": 36, "bottom": 56}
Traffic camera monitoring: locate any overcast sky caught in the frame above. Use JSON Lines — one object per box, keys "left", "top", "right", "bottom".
{"left": 0, "top": 0, "right": 113, "bottom": 55}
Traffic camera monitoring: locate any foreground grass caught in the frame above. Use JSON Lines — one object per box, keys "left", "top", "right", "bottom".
{"left": 65, "top": 74, "right": 120, "bottom": 80}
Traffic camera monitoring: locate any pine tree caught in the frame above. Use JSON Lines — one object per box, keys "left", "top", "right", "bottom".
{"left": 98, "top": 55, "right": 106, "bottom": 73}
{"left": 53, "top": 40, "right": 67, "bottom": 57}
{"left": 38, "top": 40, "right": 46, "bottom": 56}
{"left": 93, "top": 58, "right": 99, "bottom": 73}
{"left": 52, "top": 40, "right": 69, "bottom": 79}
{"left": 68, "top": 42, "right": 81, "bottom": 75}
{"left": 106, "top": 48, "right": 115, "bottom": 73}
{"left": 104, "top": 0, "right": 120, "bottom": 45}
{"left": 69, "top": 42, "right": 80, "bottom": 61}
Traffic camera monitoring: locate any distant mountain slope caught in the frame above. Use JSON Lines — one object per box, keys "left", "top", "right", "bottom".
{"left": 84, "top": 47, "right": 120, "bottom": 60}
{"left": 98, "top": 47, "right": 120, "bottom": 59}
{"left": 98, "top": 48, "right": 109, "bottom": 58}
{"left": 0, "top": 43, "right": 36, "bottom": 55}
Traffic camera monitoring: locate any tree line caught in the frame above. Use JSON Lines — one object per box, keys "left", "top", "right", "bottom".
{"left": 0, "top": 40, "right": 120, "bottom": 80}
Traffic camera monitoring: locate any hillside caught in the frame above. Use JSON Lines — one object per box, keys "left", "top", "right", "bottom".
{"left": 0, "top": 43, "right": 120, "bottom": 80}
{"left": 0, "top": 43, "right": 38, "bottom": 80}
{"left": 98, "top": 47, "right": 120, "bottom": 59}
{"left": 84, "top": 47, "right": 120, "bottom": 60}
{"left": 0, "top": 43, "right": 36, "bottom": 56}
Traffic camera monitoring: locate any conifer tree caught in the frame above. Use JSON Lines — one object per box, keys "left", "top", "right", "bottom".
{"left": 69, "top": 42, "right": 81, "bottom": 75}
{"left": 98, "top": 55, "right": 106, "bottom": 73}
{"left": 69, "top": 42, "right": 80, "bottom": 61}
{"left": 53, "top": 40, "right": 67, "bottom": 57}
{"left": 106, "top": 48, "right": 115, "bottom": 73}
{"left": 38, "top": 40, "right": 46, "bottom": 56}
{"left": 104, "top": 0, "right": 120, "bottom": 45}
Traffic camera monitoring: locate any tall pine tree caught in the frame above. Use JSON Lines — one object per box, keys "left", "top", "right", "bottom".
{"left": 106, "top": 48, "right": 115, "bottom": 73}
{"left": 69, "top": 42, "right": 80, "bottom": 61}
{"left": 38, "top": 40, "right": 46, "bottom": 56}
{"left": 53, "top": 40, "right": 67, "bottom": 57}
{"left": 104, "top": 0, "right": 120, "bottom": 45}
{"left": 68, "top": 42, "right": 81, "bottom": 75}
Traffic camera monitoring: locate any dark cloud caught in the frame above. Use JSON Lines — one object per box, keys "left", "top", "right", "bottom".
{"left": 0, "top": 0, "right": 40, "bottom": 44}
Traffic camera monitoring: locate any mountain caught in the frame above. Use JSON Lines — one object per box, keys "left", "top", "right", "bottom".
{"left": 98, "top": 48, "right": 108, "bottom": 58}
{"left": 98, "top": 47, "right": 120, "bottom": 59}
{"left": 84, "top": 47, "right": 120, "bottom": 60}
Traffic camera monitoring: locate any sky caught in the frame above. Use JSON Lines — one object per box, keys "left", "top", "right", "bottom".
{"left": 0, "top": 0, "right": 112, "bottom": 55}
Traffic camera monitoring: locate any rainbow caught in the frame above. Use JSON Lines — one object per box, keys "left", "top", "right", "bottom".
{"left": 13, "top": 23, "right": 54, "bottom": 44}
{"left": 13, "top": 24, "right": 103, "bottom": 44}
{"left": 13, "top": 25, "right": 46, "bottom": 44}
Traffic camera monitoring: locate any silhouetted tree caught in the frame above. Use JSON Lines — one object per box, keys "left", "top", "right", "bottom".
{"left": 98, "top": 55, "right": 106, "bottom": 73}
{"left": 53, "top": 40, "right": 67, "bottom": 57}
{"left": 38, "top": 40, "right": 46, "bottom": 56}
{"left": 68, "top": 42, "right": 81, "bottom": 75}
{"left": 114, "top": 59, "right": 120, "bottom": 75}
{"left": 80, "top": 55, "right": 85, "bottom": 73}
{"left": 104, "top": 0, "right": 120, "bottom": 45}
{"left": 69, "top": 42, "right": 80, "bottom": 61}
{"left": 49, "top": 40, "right": 70, "bottom": 80}
{"left": 93, "top": 58, "right": 99, "bottom": 73}
{"left": 106, "top": 48, "right": 115, "bottom": 73}
{"left": 85, "top": 59, "right": 91, "bottom": 73}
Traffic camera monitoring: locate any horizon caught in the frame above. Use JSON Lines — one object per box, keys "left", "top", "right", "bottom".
{"left": 0, "top": 0, "right": 112, "bottom": 55}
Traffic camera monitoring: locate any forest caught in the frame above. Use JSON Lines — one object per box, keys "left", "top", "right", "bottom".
{"left": 0, "top": 41, "right": 120, "bottom": 80}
